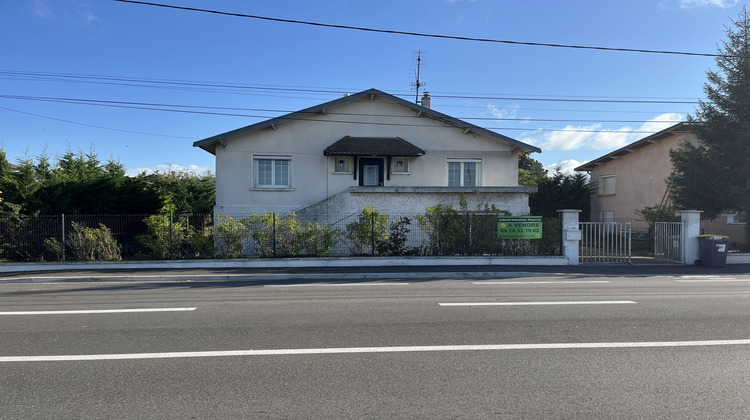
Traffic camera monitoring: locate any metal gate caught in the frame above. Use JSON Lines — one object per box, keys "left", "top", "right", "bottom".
{"left": 654, "top": 221, "right": 682, "bottom": 263}
{"left": 579, "top": 222, "right": 631, "bottom": 264}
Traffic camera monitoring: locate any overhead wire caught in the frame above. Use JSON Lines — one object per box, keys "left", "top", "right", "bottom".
{"left": 0, "top": 94, "right": 685, "bottom": 135}
{"left": 0, "top": 106, "right": 195, "bottom": 139}
{"left": 0, "top": 70, "right": 703, "bottom": 104}
{"left": 112, "top": 0, "right": 727, "bottom": 58}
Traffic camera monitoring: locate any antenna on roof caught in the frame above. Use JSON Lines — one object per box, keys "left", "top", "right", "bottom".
{"left": 411, "top": 50, "right": 427, "bottom": 104}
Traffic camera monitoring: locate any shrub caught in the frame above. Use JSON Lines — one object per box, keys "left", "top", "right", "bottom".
{"left": 43, "top": 237, "right": 63, "bottom": 261}
{"left": 67, "top": 222, "right": 121, "bottom": 261}
{"left": 376, "top": 216, "right": 420, "bottom": 256}
{"left": 137, "top": 214, "right": 184, "bottom": 259}
{"left": 214, "top": 214, "right": 250, "bottom": 258}
{"left": 345, "top": 207, "right": 388, "bottom": 255}
{"left": 415, "top": 204, "right": 466, "bottom": 255}
{"left": 299, "top": 221, "right": 340, "bottom": 257}
{"left": 246, "top": 212, "right": 303, "bottom": 258}
{"left": 184, "top": 225, "right": 215, "bottom": 258}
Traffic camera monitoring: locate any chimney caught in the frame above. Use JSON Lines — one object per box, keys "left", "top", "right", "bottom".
{"left": 421, "top": 92, "right": 431, "bottom": 109}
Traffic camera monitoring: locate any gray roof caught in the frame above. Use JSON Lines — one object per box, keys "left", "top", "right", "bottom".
{"left": 574, "top": 122, "right": 690, "bottom": 172}
{"left": 324, "top": 136, "right": 425, "bottom": 157}
{"left": 193, "top": 88, "right": 542, "bottom": 155}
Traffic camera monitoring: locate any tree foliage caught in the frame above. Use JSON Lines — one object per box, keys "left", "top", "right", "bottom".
{"left": 518, "top": 154, "right": 549, "bottom": 186}
{"left": 529, "top": 168, "right": 591, "bottom": 219}
{"left": 145, "top": 169, "right": 215, "bottom": 214}
{"left": 0, "top": 147, "right": 216, "bottom": 215}
{"left": 670, "top": 8, "right": 750, "bottom": 219}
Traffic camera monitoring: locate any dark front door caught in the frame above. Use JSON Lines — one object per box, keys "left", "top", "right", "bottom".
{"left": 359, "top": 158, "right": 384, "bottom": 186}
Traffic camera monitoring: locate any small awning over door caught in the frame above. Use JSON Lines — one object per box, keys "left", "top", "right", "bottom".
{"left": 324, "top": 136, "right": 425, "bottom": 181}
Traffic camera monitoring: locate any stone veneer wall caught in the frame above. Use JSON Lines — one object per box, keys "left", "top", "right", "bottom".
{"left": 294, "top": 186, "right": 537, "bottom": 219}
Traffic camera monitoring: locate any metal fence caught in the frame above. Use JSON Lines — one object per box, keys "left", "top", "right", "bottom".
{"left": 654, "top": 221, "right": 682, "bottom": 263}
{"left": 579, "top": 222, "right": 632, "bottom": 264}
{"left": 0, "top": 212, "right": 562, "bottom": 262}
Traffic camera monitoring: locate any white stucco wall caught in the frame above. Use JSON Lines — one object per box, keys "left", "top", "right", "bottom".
{"left": 213, "top": 96, "right": 524, "bottom": 214}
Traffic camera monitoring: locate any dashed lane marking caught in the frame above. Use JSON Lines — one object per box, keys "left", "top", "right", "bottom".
{"left": 0, "top": 307, "right": 197, "bottom": 315}
{"left": 439, "top": 301, "right": 636, "bottom": 306}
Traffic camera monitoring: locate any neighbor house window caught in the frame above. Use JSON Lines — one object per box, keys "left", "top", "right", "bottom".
{"left": 447, "top": 159, "right": 482, "bottom": 187}
{"left": 393, "top": 158, "right": 409, "bottom": 173}
{"left": 254, "top": 156, "right": 291, "bottom": 188}
{"left": 599, "top": 175, "right": 615, "bottom": 195}
{"left": 726, "top": 213, "right": 746, "bottom": 224}
{"left": 334, "top": 158, "right": 351, "bottom": 173}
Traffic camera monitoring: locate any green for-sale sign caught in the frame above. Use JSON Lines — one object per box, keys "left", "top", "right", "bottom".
{"left": 497, "top": 216, "right": 543, "bottom": 239}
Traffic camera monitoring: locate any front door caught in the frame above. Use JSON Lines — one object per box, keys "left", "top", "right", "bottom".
{"left": 359, "top": 158, "right": 384, "bottom": 186}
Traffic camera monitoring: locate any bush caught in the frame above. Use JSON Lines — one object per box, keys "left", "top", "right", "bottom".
{"left": 415, "top": 204, "right": 466, "bottom": 255}
{"left": 214, "top": 214, "right": 250, "bottom": 258}
{"left": 345, "top": 207, "right": 388, "bottom": 255}
{"left": 137, "top": 214, "right": 184, "bottom": 259}
{"left": 67, "top": 222, "right": 121, "bottom": 261}
{"left": 185, "top": 224, "right": 215, "bottom": 258}
{"left": 299, "top": 221, "right": 340, "bottom": 257}
{"left": 43, "top": 237, "right": 63, "bottom": 261}
{"left": 376, "top": 216, "right": 420, "bottom": 256}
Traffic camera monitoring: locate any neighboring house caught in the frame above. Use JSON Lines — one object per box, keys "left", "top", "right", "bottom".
{"left": 194, "top": 88, "right": 540, "bottom": 218}
{"left": 575, "top": 122, "right": 696, "bottom": 230}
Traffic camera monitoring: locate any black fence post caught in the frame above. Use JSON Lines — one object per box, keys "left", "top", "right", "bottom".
{"left": 371, "top": 213, "right": 376, "bottom": 255}
{"left": 273, "top": 213, "right": 277, "bottom": 258}
{"left": 559, "top": 212, "right": 564, "bottom": 257}
{"left": 61, "top": 213, "right": 66, "bottom": 262}
{"left": 465, "top": 211, "right": 471, "bottom": 255}
{"left": 169, "top": 213, "right": 174, "bottom": 260}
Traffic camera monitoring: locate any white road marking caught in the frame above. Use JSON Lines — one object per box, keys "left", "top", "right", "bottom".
{"left": 0, "top": 308, "right": 197, "bottom": 315}
{"left": 264, "top": 283, "right": 409, "bottom": 287}
{"left": 675, "top": 278, "right": 746, "bottom": 282}
{"left": 472, "top": 281, "right": 611, "bottom": 285}
{"left": 3, "top": 339, "right": 750, "bottom": 362}
{"left": 439, "top": 301, "right": 636, "bottom": 306}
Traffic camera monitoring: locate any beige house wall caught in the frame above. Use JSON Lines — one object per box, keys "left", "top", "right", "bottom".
{"left": 586, "top": 132, "right": 697, "bottom": 230}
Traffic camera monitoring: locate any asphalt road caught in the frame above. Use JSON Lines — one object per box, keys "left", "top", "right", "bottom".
{"left": 2, "top": 271, "right": 750, "bottom": 419}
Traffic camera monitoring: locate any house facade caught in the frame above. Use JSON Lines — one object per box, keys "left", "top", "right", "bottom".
{"left": 574, "top": 123, "right": 696, "bottom": 230}
{"left": 194, "top": 89, "right": 541, "bottom": 218}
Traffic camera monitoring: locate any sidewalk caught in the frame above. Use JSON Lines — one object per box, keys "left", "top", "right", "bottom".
{"left": 0, "top": 257, "right": 748, "bottom": 284}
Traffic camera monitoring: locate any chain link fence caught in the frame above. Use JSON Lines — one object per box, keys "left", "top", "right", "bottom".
{"left": 0, "top": 211, "right": 562, "bottom": 262}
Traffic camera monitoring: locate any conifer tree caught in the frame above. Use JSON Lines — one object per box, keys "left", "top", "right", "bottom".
{"left": 670, "top": 7, "right": 750, "bottom": 219}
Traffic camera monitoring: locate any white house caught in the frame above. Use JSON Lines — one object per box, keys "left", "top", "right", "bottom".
{"left": 194, "top": 89, "right": 541, "bottom": 218}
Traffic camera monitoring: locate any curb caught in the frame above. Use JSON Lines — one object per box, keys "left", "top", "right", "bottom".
{"left": 0, "top": 271, "right": 555, "bottom": 284}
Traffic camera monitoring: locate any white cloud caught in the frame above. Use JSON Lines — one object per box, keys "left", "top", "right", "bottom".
{"left": 639, "top": 112, "right": 684, "bottom": 133}
{"left": 679, "top": 0, "right": 738, "bottom": 8}
{"left": 32, "top": 0, "right": 99, "bottom": 23}
{"left": 542, "top": 124, "right": 599, "bottom": 151}
{"left": 590, "top": 127, "right": 634, "bottom": 150}
{"left": 33, "top": 0, "right": 53, "bottom": 18}
{"left": 126, "top": 164, "right": 213, "bottom": 177}
{"left": 660, "top": 0, "right": 737, "bottom": 8}
{"left": 547, "top": 159, "right": 584, "bottom": 175}
{"left": 485, "top": 103, "right": 519, "bottom": 120}
{"left": 529, "top": 113, "right": 684, "bottom": 152}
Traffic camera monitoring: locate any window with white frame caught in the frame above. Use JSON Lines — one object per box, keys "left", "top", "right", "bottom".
{"left": 393, "top": 158, "right": 409, "bottom": 174}
{"left": 447, "top": 159, "right": 482, "bottom": 187}
{"left": 254, "top": 156, "right": 291, "bottom": 188}
{"left": 334, "top": 157, "right": 351, "bottom": 173}
{"left": 598, "top": 175, "right": 615, "bottom": 195}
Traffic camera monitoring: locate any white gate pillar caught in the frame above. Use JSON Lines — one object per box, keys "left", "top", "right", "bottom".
{"left": 680, "top": 210, "right": 702, "bottom": 265}
{"left": 558, "top": 209, "right": 582, "bottom": 265}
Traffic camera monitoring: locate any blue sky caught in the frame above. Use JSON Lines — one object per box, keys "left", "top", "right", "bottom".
{"left": 0, "top": 0, "right": 742, "bottom": 176}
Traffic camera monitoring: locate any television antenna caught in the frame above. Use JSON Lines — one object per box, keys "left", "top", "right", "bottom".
{"left": 410, "top": 50, "right": 427, "bottom": 104}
